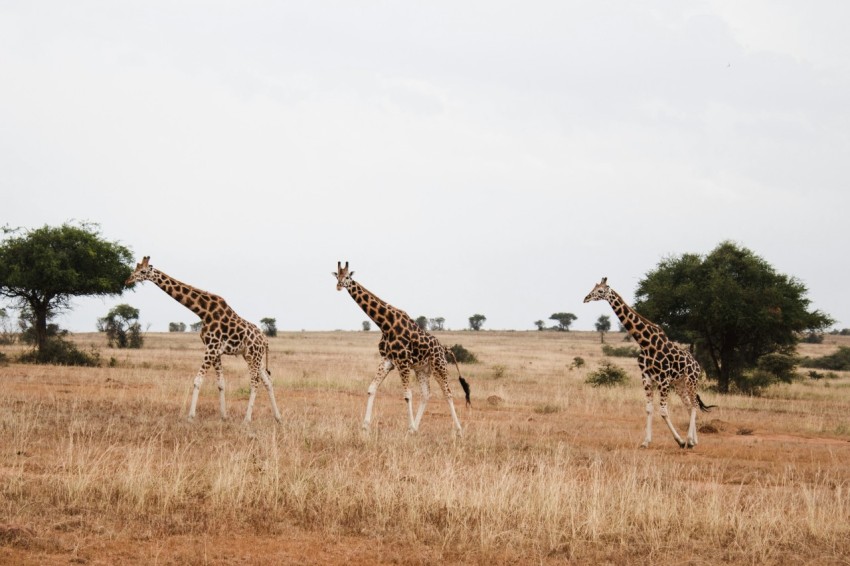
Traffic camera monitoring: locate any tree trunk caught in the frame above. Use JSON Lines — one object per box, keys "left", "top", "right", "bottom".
{"left": 32, "top": 301, "right": 49, "bottom": 354}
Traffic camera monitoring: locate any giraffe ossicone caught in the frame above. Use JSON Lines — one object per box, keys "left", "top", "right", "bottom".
{"left": 125, "top": 256, "right": 282, "bottom": 423}
{"left": 584, "top": 277, "right": 715, "bottom": 448}
{"left": 333, "top": 261, "right": 470, "bottom": 435}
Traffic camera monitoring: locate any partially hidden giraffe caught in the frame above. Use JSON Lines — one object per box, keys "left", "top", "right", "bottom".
{"left": 125, "top": 256, "right": 282, "bottom": 423}
{"left": 333, "top": 262, "right": 471, "bottom": 434}
{"left": 583, "top": 277, "right": 715, "bottom": 448}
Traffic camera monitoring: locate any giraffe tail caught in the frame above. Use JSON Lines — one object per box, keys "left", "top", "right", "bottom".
{"left": 696, "top": 394, "right": 716, "bottom": 413}
{"left": 265, "top": 343, "right": 272, "bottom": 377}
{"left": 445, "top": 346, "right": 471, "bottom": 407}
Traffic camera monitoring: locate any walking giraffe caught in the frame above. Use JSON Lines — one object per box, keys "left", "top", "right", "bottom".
{"left": 332, "top": 262, "right": 470, "bottom": 434}
{"left": 125, "top": 256, "right": 282, "bottom": 423}
{"left": 583, "top": 277, "right": 715, "bottom": 448}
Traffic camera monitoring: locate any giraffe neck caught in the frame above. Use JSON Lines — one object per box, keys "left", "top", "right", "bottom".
{"left": 347, "top": 280, "right": 415, "bottom": 334}
{"left": 347, "top": 281, "right": 391, "bottom": 324}
{"left": 605, "top": 289, "right": 664, "bottom": 346}
{"left": 147, "top": 268, "right": 224, "bottom": 322}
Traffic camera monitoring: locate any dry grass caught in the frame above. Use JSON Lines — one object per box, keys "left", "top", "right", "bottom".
{"left": 2, "top": 331, "right": 849, "bottom": 565}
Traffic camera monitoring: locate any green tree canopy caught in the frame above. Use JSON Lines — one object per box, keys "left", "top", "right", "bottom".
{"left": 468, "top": 314, "right": 486, "bottom": 331}
{"left": 260, "top": 317, "right": 277, "bottom": 337}
{"left": 415, "top": 316, "right": 429, "bottom": 331}
{"left": 0, "top": 223, "right": 134, "bottom": 353}
{"left": 549, "top": 312, "right": 577, "bottom": 331}
{"left": 595, "top": 314, "right": 611, "bottom": 343}
{"left": 97, "top": 303, "right": 143, "bottom": 348}
{"left": 634, "top": 241, "right": 833, "bottom": 393}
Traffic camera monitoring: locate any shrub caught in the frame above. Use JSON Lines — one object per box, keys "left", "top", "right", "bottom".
{"left": 802, "top": 332, "right": 824, "bottom": 344}
{"left": 18, "top": 338, "right": 100, "bottom": 367}
{"left": 800, "top": 346, "right": 850, "bottom": 371}
{"left": 448, "top": 344, "right": 478, "bottom": 364}
{"left": 732, "top": 369, "right": 778, "bottom": 396}
{"left": 569, "top": 357, "right": 585, "bottom": 370}
{"left": 585, "top": 361, "right": 629, "bottom": 387}
{"left": 601, "top": 344, "right": 639, "bottom": 358}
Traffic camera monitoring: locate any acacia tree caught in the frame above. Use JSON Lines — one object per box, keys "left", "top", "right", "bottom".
{"left": 260, "top": 317, "right": 277, "bottom": 337}
{"left": 429, "top": 317, "right": 445, "bottom": 331}
{"left": 0, "top": 223, "right": 133, "bottom": 355}
{"left": 634, "top": 241, "right": 833, "bottom": 393}
{"left": 415, "top": 316, "right": 429, "bottom": 331}
{"left": 550, "top": 312, "right": 577, "bottom": 331}
{"left": 469, "top": 314, "right": 486, "bottom": 331}
{"left": 595, "top": 315, "right": 611, "bottom": 343}
{"left": 98, "top": 304, "right": 143, "bottom": 348}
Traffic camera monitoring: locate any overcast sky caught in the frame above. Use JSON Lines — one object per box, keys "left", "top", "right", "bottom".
{"left": 2, "top": 1, "right": 848, "bottom": 333}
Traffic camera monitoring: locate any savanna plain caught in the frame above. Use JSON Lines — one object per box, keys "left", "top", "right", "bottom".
{"left": 2, "top": 330, "right": 849, "bottom": 565}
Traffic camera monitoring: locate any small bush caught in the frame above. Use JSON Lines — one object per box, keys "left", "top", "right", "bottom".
{"left": 732, "top": 356, "right": 799, "bottom": 396}
{"left": 19, "top": 338, "right": 101, "bottom": 367}
{"left": 801, "top": 346, "right": 850, "bottom": 371}
{"left": 601, "top": 344, "right": 639, "bottom": 358}
{"left": 491, "top": 364, "right": 507, "bottom": 379}
{"left": 802, "top": 332, "right": 824, "bottom": 344}
{"left": 0, "top": 351, "right": 8, "bottom": 366}
{"left": 756, "top": 353, "right": 799, "bottom": 384}
{"left": 585, "top": 361, "right": 629, "bottom": 387}
{"left": 733, "top": 369, "right": 779, "bottom": 396}
{"left": 448, "top": 344, "right": 478, "bottom": 364}
{"left": 569, "top": 357, "right": 585, "bottom": 370}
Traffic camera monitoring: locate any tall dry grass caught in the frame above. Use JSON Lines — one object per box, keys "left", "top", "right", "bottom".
{"left": 1, "top": 330, "right": 849, "bottom": 564}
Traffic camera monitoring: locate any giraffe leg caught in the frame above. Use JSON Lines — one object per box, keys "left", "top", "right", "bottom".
{"left": 687, "top": 406, "right": 698, "bottom": 447}
{"left": 215, "top": 358, "right": 227, "bottom": 420}
{"left": 675, "top": 379, "right": 699, "bottom": 448}
{"left": 244, "top": 377, "right": 259, "bottom": 423}
{"left": 658, "top": 385, "right": 686, "bottom": 448}
{"left": 640, "top": 377, "right": 654, "bottom": 448}
{"left": 398, "top": 366, "right": 417, "bottom": 433}
{"left": 363, "top": 359, "right": 393, "bottom": 431}
{"left": 442, "top": 377, "right": 464, "bottom": 437}
{"left": 260, "top": 368, "right": 282, "bottom": 423}
{"left": 188, "top": 355, "right": 215, "bottom": 421}
{"left": 413, "top": 373, "right": 431, "bottom": 430}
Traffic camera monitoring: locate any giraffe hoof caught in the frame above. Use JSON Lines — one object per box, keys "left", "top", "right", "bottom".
{"left": 676, "top": 440, "right": 687, "bottom": 449}
{"left": 639, "top": 442, "right": 649, "bottom": 449}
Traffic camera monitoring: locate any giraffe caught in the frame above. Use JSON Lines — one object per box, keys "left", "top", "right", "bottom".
{"left": 125, "top": 256, "right": 282, "bottom": 423}
{"left": 583, "top": 277, "right": 715, "bottom": 448}
{"left": 332, "top": 262, "right": 470, "bottom": 434}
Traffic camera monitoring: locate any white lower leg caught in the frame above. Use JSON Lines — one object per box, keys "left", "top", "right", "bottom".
{"left": 217, "top": 374, "right": 227, "bottom": 420}
{"left": 404, "top": 389, "right": 416, "bottom": 432}
{"left": 189, "top": 374, "right": 203, "bottom": 420}
{"left": 641, "top": 401, "right": 653, "bottom": 447}
{"left": 362, "top": 382, "right": 378, "bottom": 430}
{"left": 413, "top": 380, "right": 430, "bottom": 429}
{"left": 261, "top": 371, "right": 282, "bottom": 422}
{"left": 687, "top": 407, "right": 698, "bottom": 446}
{"left": 660, "top": 405, "right": 686, "bottom": 447}
{"left": 447, "top": 397, "right": 463, "bottom": 436}
{"left": 244, "top": 386, "right": 257, "bottom": 423}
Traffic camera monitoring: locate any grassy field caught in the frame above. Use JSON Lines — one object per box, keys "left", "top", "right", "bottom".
{"left": 2, "top": 330, "right": 849, "bottom": 565}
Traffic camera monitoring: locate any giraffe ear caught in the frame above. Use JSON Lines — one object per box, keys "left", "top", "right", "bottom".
{"left": 332, "top": 272, "right": 339, "bottom": 278}
{"left": 349, "top": 271, "right": 355, "bottom": 278}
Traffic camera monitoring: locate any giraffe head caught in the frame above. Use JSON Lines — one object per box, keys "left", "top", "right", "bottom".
{"left": 125, "top": 256, "right": 154, "bottom": 286}
{"left": 332, "top": 261, "right": 355, "bottom": 291}
{"left": 583, "top": 277, "right": 612, "bottom": 303}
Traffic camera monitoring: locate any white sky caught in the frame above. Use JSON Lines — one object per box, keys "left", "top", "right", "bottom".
{"left": 2, "top": 1, "right": 848, "bottom": 332}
